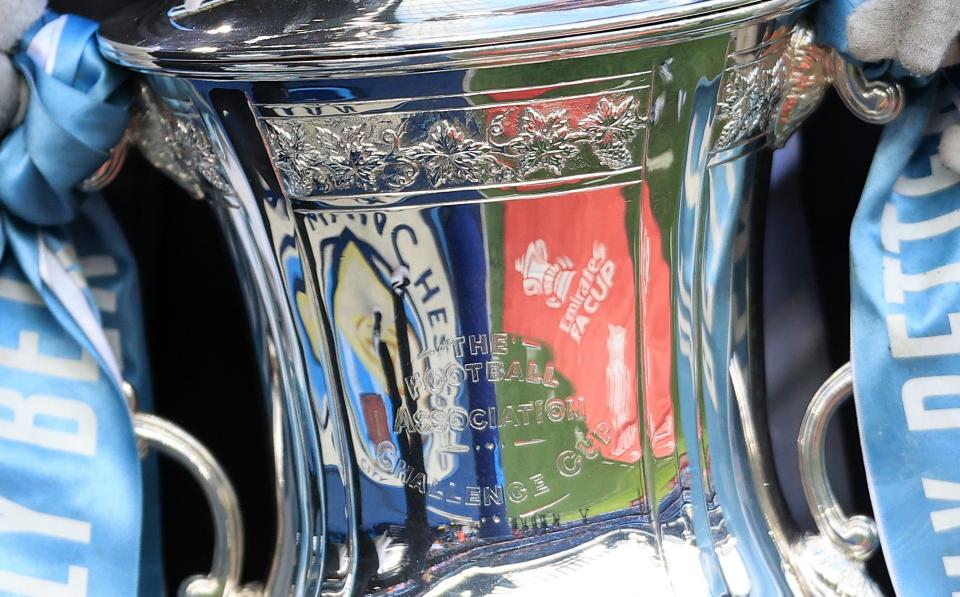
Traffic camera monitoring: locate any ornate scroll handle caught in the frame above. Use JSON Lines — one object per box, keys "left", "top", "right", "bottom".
{"left": 798, "top": 362, "right": 880, "bottom": 562}
{"left": 830, "top": 53, "right": 906, "bottom": 125}
{"left": 134, "top": 412, "right": 263, "bottom": 597}
{"left": 772, "top": 27, "right": 905, "bottom": 148}
{"left": 731, "top": 357, "right": 880, "bottom": 596}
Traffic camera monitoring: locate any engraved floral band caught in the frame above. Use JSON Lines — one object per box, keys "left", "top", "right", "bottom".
{"left": 258, "top": 87, "right": 651, "bottom": 200}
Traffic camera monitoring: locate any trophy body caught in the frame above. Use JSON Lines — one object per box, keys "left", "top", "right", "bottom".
{"left": 99, "top": 1, "right": 879, "bottom": 594}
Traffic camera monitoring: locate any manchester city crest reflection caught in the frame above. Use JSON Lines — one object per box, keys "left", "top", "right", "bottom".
{"left": 295, "top": 186, "right": 667, "bottom": 581}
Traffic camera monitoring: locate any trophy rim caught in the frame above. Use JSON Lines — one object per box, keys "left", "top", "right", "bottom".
{"left": 98, "top": 0, "right": 813, "bottom": 79}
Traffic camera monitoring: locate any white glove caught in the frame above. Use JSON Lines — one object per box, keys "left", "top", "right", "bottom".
{"left": 0, "top": 0, "right": 45, "bottom": 134}
{"left": 0, "top": 54, "right": 21, "bottom": 132}
{"left": 0, "top": 0, "right": 45, "bottom": 51}
{"left": 847, "top": 0, "right": 960, "bottom": 76}
{"left": 940, "top": 124, "right": 960, "bottom": 175}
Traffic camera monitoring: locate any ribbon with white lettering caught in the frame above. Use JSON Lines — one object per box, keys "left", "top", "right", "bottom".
{"left": 850, "top": 71, "right": 960, "bottom": 595}
{"left": 0, "top": 12, "right": 161, "bottom": 597}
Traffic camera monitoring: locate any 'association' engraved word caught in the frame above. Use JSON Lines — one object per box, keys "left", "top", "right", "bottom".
{"left": 393, "top": 397, "right": 585, "bottom": 436}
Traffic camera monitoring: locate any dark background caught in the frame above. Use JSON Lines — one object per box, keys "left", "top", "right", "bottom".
{"left": 52, "top": 0, "right": 888, "bottom": 590}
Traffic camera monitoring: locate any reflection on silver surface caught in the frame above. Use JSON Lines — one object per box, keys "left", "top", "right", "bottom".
{"left": 100, "top": 0, "right": 887, "bottom": 593}
{"left": 792, "top": 535, "right": 882, "bottom": 597}
{"left": 424, "top": 528, "right": 669, "bottom": 595}
{"left": 97, "top": 0, "right": 816, "bottom": 77}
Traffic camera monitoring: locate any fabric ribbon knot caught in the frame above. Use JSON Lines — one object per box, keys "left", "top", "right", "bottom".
{"left": 0, "top": 12, "right": 128, "bottom": 230}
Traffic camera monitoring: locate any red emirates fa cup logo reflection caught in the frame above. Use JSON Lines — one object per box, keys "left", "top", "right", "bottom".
{"left": 503, "top": 183, "right": 675, "bottom": 462}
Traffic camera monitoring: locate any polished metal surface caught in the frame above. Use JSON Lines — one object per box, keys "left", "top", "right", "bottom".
{"left": 133, "top": 413, "right": 262, "bottom": 597}
{"left": 100, "top": 1, "right": 897, "bottom": 594}
{"left": 103, "top": 0, "right": 762, "bottom": 64}
{"left": 98, "top": 0, "right": 816, "bottom": 78}
{"left": 130, "top": 80, "right": 232, "bottom": 200}
{"left": 798, "top": 363, "right": 880, "bottom": 562}
{"left": 768, "top": 27, "right": 831, "bottom": 147}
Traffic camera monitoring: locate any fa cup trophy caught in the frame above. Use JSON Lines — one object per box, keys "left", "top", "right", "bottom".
{"left": 93, "top": 0, "right": 905, "bottom": 594}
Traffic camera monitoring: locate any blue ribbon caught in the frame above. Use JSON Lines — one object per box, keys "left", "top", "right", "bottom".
{"left": 850, "top": 73, "right": 960, "bottom": 595}
{"left": 815, "top": 4, "right": 960, "bottom": 591}
{"left": 0, "top": 15, "right": 128, "bottom": 227}
{"left": 0, "top": 12, "right": 161, "bottom": 597}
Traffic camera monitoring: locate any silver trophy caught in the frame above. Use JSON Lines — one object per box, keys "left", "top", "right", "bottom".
{"left": 95, "top": 0, "right": 904, "bottom": 594}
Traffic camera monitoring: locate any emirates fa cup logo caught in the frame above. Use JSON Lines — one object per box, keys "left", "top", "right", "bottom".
{"left": 514, "top": 239, "right": 577, "bottom": 309}
{"left": 515, "top": 239, "right": 616, "bottom": 343}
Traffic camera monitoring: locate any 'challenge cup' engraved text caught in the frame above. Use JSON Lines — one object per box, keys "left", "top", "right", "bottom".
{"left": 375, "top": 442, "right": 552, "bottom": 508}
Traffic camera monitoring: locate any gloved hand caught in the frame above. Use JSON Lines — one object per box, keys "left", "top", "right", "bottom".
{"left": 834, "top": 0, "right": 960, "bottom": 175}
{"left": 941, "top": 122, "right": 960, "bottom": 174}
{"left": 847, "top": 0, "right": 960, "bottom": 76}
{"left": 0, "top": 0, "right": 45, "bottom": 133}
{"left": 0, "top": 55, "right": 20, "bottom": 133}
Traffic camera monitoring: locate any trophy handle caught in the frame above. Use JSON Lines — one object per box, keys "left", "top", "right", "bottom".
{"left": 731, "top": 356, "right": 882, "bottom": 596}
{"left": 797, "top": 363, "right": 880, "bottom": 561}
{"left": 771, "top": 29, "right": 904, "bottom": 148}
{"left": 104, "top": 82, "right": 310, "bottom": 595}
{"left": 134, "top": 412, "right": 263, "bottom": 597}
{"left": 830, "top": 54, "right": 906, "bottom": 125}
